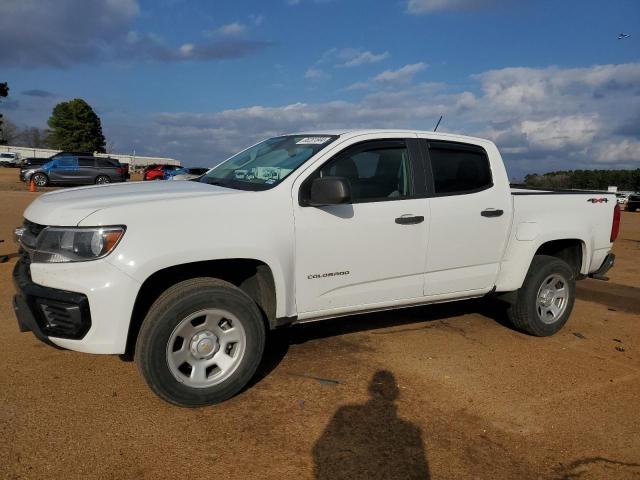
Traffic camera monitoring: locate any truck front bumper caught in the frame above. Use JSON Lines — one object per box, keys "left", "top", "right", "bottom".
{"left": 11, "top": 255, "right": 141, "bottom": 354}
{"left": 13, "top": 257, "right": 91, "bottom": 343}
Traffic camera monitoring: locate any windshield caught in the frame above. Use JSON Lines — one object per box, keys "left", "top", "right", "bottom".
{"left": 200, "top": 135, "right": 338, "bottom": 190}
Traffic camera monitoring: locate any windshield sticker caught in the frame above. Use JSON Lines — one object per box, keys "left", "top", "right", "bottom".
{"left": 296, "top": 137, "right": 331, "bottom": 145}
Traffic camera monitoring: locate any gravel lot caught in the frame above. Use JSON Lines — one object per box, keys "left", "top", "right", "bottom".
{"left": 1, "top": 168, "right": 639, "bottom": 479}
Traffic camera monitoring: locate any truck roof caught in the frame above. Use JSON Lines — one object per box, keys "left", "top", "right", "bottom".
{"left": 290, "top": 129, "right": 491, "bottom": 144}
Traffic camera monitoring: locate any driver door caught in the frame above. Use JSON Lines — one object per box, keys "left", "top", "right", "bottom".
{"left": 293, "top": 137, "right": 429, "bottom": 316}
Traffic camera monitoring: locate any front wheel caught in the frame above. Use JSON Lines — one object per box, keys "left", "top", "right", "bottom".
{"left": 135, "top": 278, "right": 266, "bottom": 407}
{"left": 32, "top": 172, "right": 48, "bottom": 187}
{"left": 507, "top": 255, "right": 576, "bottom": 336}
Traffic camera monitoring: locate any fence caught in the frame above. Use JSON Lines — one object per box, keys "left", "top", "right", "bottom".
{"left": 0, "top": 145, "right": 180, "bottom": 170}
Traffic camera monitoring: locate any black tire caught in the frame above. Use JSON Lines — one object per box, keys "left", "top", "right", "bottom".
{"left": 32, "top": 172, "right": 48, "bottom": 187}
{"left": 95, "top": 175, "right": 111, "bottom": 185}
{"left": 507, "top": 255, "right": 576, "bottom": 336}
{"left": 627, "top": 207, "right": 636, "bottom": 212}
{"left": 135, "top": 278, "right": 266, "bottom": 407}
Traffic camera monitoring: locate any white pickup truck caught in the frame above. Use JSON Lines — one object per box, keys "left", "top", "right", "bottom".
{"left": 13, "top": 130, "right": 619, "bottom": 406}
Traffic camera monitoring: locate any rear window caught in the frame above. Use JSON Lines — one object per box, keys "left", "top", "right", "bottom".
{"left": 79, "top": 158, "right": 95, "bottom": 167}
{"left": 428, "top": 143, "right": 492, "bottom": 195}
{"left": 97, "top": 159, "right": 118, "bottom": 168}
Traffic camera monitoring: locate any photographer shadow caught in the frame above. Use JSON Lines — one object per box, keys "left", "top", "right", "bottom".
{"left": 313, "top": 370, "right": 430, "bottom": 480}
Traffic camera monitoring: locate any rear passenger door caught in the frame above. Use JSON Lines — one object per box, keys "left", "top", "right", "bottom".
{"left": 421, "top": 140, "right": 512, "bottom": 296}
{"left": 77, "top": 157, "right": 97, "bottom": 183}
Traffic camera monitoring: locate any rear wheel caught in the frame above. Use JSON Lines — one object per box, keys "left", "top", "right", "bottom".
{"left": 32, "top": 173, "right": 48, "bottom": 187}
{"left": 135, "top": 278, "right": 266, "bottom": 407}
{"left": 507, "top": 255, "right": 576, "bottom": 336}
{"left": 95, "top": 175, "right": 111, "bottom": 185}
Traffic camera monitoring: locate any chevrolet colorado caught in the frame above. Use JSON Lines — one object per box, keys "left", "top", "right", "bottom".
{"left": 12, "top": 130, "right": 619, "bottom": 406}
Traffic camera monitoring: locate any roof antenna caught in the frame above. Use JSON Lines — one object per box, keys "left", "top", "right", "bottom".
{"left": 434, "top": 115, "right": 443, "bottom": 132}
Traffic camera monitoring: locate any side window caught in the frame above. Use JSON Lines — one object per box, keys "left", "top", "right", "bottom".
{"left": 79, "top": 158, "right": 95, "bottom": 167}
{"left": 318, "top": 142, "right": 413, "bottom": 203}
{"left": 96, "top": 159, "right": 116, "bottom": 168}
{"left": 429, "top": 144, "right": 492, "bottom": 195}
{"left": 56, "top": 156, "right": 78, "bottom": 168}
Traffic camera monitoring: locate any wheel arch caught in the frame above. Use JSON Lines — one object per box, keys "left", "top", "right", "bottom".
{"left": 124, "top": 258, "right": 278, "bottom": 358}
{"left": 533, "top": 238, "right": 586, "bottom": 277}
{"left": 495, "top": 235, "right": 588, "bottom": 293}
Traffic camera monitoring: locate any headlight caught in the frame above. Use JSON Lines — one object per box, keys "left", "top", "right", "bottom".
{"left": 32, "top": 226, "right": 125, "bottom": 263}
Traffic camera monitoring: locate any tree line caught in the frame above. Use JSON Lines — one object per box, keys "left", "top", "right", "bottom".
{"left": 523, "top": 169, "right": 640, "bottom": 192}
{"left": 0, "top": 81, "right": 106, "bottom": 153}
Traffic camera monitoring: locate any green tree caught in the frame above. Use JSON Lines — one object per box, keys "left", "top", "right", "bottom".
{"left": 47, "top": 98, "right": 106, "bottom": 153}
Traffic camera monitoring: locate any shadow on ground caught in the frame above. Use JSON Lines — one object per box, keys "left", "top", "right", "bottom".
{"left": 313, "top": 370, "right": 430, "bottom": 480}
{"left": 252, "top": 297, "right": 511, "bottom": 387}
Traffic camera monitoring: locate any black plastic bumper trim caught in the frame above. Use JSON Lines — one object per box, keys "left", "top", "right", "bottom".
{"left": 588, "top": 253, "right": 615, "bottom": 281}
{"left": 12, "top": 258, "right": 92, "bottom": 340}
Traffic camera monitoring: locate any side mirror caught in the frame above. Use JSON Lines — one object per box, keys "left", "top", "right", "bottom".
{"left": 308, "top": 176, "right": 352, "bottom": 206}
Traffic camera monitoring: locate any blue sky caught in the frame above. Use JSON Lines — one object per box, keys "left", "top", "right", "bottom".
{"left": 1, "top": 0, "right": 639, "bottom": 179}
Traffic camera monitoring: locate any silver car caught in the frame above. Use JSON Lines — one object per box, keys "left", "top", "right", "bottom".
{"left": 0, "top": 152, "right": 20, "bottom": 167}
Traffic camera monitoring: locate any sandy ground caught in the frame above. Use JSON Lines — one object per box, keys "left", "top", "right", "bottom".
{"left": 0, "top": 167, "right": 639, "bottom": 480}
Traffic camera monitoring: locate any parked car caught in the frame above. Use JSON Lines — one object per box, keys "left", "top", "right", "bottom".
{"left": 616, "top": 193, "right": 630, "bottom": 205}
{"left": 143, "top": 164, "right": 182, "bottom": 181}
{"left": 23, "top": 155, "right": 126, "bottom": 186}
{"left": 20, "top": 158, "right": 49, "bottom": 181}
{"left": 0, "top": 152, "right": 20, "bottom": 167}
{"left": 13, "top": 130, "right": 619, "bottom": 407}
{"left": 626, "top": 193, "right": 640, "bottom": 212}
{"left": 20, "top": 152, "right": 92, "bottom": 181}
{"left": 169, "top": 167, "right": 209, "bottom": 181}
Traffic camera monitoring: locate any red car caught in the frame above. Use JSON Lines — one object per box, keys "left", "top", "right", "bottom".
{"left": 143, "top": 164, "right": 181, "bottom": 181}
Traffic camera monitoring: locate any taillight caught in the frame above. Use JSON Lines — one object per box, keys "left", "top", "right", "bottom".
{"left": 610, "top": 203, "right": 620, "bottom": 242}
{"left": 116, "top": 167, "right": 123, "bottom": 174}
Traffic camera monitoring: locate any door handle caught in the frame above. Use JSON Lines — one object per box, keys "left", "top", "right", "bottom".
{"left": 481, "top": 209, "right": 504, "bottom": 217}
{"left": 395, "top": 215, "right": 424, "bottom": 225}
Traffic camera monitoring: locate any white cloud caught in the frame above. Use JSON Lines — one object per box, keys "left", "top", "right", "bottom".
{"left": 304, "top": 68, "right": 331, "bottom": 81}
{"left": 338, "top": 49, "right": 390, "bottom": 67}
{"left": 0, "top": 1, "right": 271, "bottom": 67}
{"left": 179, "top": 43, "right": 194, "bottom": 57}
{"left": 0, "top": 0, "right": 139, "bottom": 67}
{"left": 373, "top": 62, "right": 427, "bottom": 83}
{"left": 595, "top": 139, "right": 640, "bottom": 163}
{"left": 406, "top": 0, "right": 497, "bottom": 14}
{"left": 217, "top": 22, "right": 247, "bottom": 36}
{"left": 520, "top": 115, "right": 600, "bottom": 150}
{"left": 104, "top": 62, "right": 640, "bottom": 178}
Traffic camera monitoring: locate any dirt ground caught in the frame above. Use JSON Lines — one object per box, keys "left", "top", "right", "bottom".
{"left": 0, "top": 167, "right": 639, "bottom": 480}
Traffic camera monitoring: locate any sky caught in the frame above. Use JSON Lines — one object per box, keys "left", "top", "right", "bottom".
{"left": 1, "top": 0, "right": 639, "bottom": 179}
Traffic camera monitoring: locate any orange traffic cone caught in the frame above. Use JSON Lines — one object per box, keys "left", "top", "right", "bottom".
{"left": 29, "top": 178, "right": 36, "bottom": 192}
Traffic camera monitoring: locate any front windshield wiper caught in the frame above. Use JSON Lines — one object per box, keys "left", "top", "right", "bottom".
{"left": 201, "top": 175, "right": 274, "bottom": 192}
{"left": 201, "top": 177, "right": 233, "bottom": 188}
